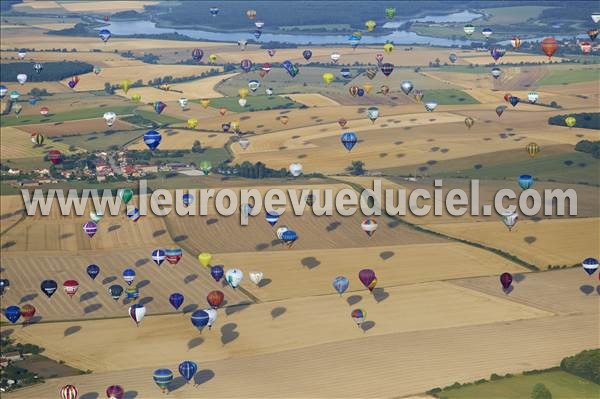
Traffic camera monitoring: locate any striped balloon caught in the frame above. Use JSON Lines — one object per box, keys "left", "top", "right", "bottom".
{"left": 178, "top": 360, "right": 198, "bottom": 383}
{"left": 153, "top": 368, "right": 173, "bottom": 392}
{"left": 83, "top": 221, "right": 97, "bottom": 238}
{"left": 60, "top": 385, "right": 78, "bottom": 399}
{"left": 165, "top": 248, "right": 182, "bottom": 264}
{"left": 143, "top": 130, "right": 162, "bottom": 150}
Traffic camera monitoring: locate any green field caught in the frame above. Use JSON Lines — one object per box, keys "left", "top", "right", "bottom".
{"left": 55, "top": 129, "right": 146, "bottom": 151}
{"left": 433, "top": 370, "right": 600, "bottom": 399}
{"left": 0, "top": 106, "right": 137, "bottom": 127}
{"left": 427, "top": 65, "right": 489, "bottom": 74}
{"left": 421, "top": 89, "right": 480, "bottom": 105}
{"left": 480, "top": 6, "right": 553, "bottom": 24}
{"left": 411, "top": 24, "right": 489, "bottom": 41}
{"left": 536, "top": 68, "right": 600, "bottom": 86}
{"left": 2, "top": 156, "right": 56, "bottom": 171}
{"left": 203, "top": 95, "right": 302, "bottom": 113}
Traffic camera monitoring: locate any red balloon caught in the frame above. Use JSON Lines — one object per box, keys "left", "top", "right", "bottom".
{"left": 48, "top": 149, "right": 62, "bottom": 165}
{"left": 63, "top": 280, "right": 79, "bottom": 298}
{"left": 20, "top": 304, "right": 36, "bottom": 320}
{"left": 541, "top": 38, "right": 558, "bottom": 59}
{"left": 206, "top": 290, "right": 224, "bottom": 308}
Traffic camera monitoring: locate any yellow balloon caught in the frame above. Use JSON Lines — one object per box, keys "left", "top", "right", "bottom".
{"left": 187, "top": 118, "right": 198, "bottom": 129}
{"left": 363, "top": 83, "right": 373, "bottom": 94}
{"left": 208, "top": 54, "right": 217, "bottom": 64}
{"left": 238, "top": 88, "right": 249, "bottom": 99}
{"left": 565, "top": 116, "right": 576, "bottom": 128}
{"left": 230, "top": 121, "right": 240, "bottom": 132}
{"left": 198, "top": 252, "right": 212, "bottom": 267}
{"left": 120, "top": 79, "right": 132, "bottom": 94}
{"left": 365, "top": 20, "right": 376, "bottom": 32}
{"left": 322, "top": 72, "right": 334, "bottom": 84}
{"left": 200, "top": 98, "right": 210, "bottom": 108}
{"left": 383, "top": 43, "right": 393, "bottom": 53}
{"left": 131, "top": 93, "right": 141, "bottom": 103}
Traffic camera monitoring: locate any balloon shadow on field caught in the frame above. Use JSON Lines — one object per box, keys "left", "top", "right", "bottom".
{"left": 23, "top": 316, "right": 42, "bottom": 327}
{"left": 347, "top": 295, "right": 362, "bottom": 306}
{"left": 579, "top": 285, "right": 594, "bottom": 295}
{"left": 221, "top": 323, "right": 239, "bottom": 345}
{"left": 194, "top": 369, "right": 215, "bottom": 387}
{"left": 255, "top": 243, "right": 269, "bottom": 251}
{"left": 80, "top": 291, "right": 98, "bottom": 302}
{"left": 373, "top": 288, "right": 389, "bottom": 303}
{"left": 379, "top": 251, "right": 394, "bottom": 260}
{"left": 19, "top": 293, "right": 38, "bottom": 303}
{"left": 187, "top": 337, "right": 204, "bottom": 350}
{"left": 301, "top": 257, "right": 320, "bottom": 269}
{"left": 60, "top": 233, "right": 74, "bottom": 240}
{"left": 169, "top": 376, "right": 187, "bottom": 392}
{"left": 184, "top": 274, "right": 198, "bottom": 284}
{"left": 137, "top": 279, "right": 151, "bottom": 289}
{"left": 135, "top": 258, "right": 149, "bottom": 267}
{"left": 80, "top": 392, "right": 99, "bottom": 399}
{"left": 225, "top": 303, "right": 250, "bottom": 316}
{"left": 108, "top": 224, "right": 120, "bottom": 232}
{"left": 153, "top": 229, "right": 166, "bottom": 237}
{"left": 84, "top": 304, "right": 102, "bottom": 314}
{"left": 123, "top": 391, "right": 138, "bottom": 399}
{"left": 514, "top": 274, "right": 526, "bottom": 283}
{"left": 64, "top": 325, "right": 82, "bottom": 337}
{"left": 102, "top": 276, "right": 117, "bottom": 285}
{"left": 361, "top": 321, "right": 375, "bottom": 333}
{"left": 270, "top": 239, "right": 281, "bottom": 247}
{"left": 174, "top": 235, "right": 188, "bottom": 242}
{"left": 1, "top": 328, "right": 14, "bottom": 337}
{"left": 206, "top": 218, "right": 218, "bottom": 225}
{"left": 387, "top": 220, "right": 401, "bottom": 228}
{"left": 326, "top": 221, "right": 341, "bottom": 232}
{"left": 523, "top": 236, "right": 537, "bottom": 244}
{"left": 271, "top": 306, "right": 286, "bottom": 319}
{"left": 139, "top": 297, "right": 153, "bottom": 306}
{"left": 182, "top": 304, "right": 198, "bottom": 314}
{"left": 258, "top": 278, "right": 272, "bottom": 288}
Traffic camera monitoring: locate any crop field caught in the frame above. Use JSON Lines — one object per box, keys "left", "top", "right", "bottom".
{"left": 1, "top": 105, "right": 137, "bottom": 127}
{"left": 480, "top": 6, "right": 553, "bottom": 24}
{"left": 0, "top": 126, "right": 75, "bottom": 159}
{"left": 204, "top": 95, "right": 302, "bottom": 113}
{"left": 284, "top": 93, "right": 341, "bottom": 107}
{"left": 127, "top": 128, "right": 230, "bottom": 151}
{"left": 535, "top": 67, "right": 600, "bottom": 86}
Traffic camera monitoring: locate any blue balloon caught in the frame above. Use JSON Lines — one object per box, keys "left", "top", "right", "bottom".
{"left": 209, "top": 7, "right": 219, "bottom": 16}
{"left": 127, "top": 207, "right": 140, "bottom": 221}
{"left": 182, "top": 193, "right": 194, "bottom": 205}
{"left": 28, "top": 97, "right": 38, "bottom": 105}
{"left": 357, "top": 88, "right": 365, "bottom": 97}
{"left": 87, "top": 264, "right": 100, "bottom": 280}
{"left": 302, "top": 50, "right": 312, "bottom": 61}
{"left": 340, "top": 68, "right": 351, "bottom": 78}
{"left": 178, "top": 360, "right": 198, "bottom": 382}
{"left": 254, "top": 30, "right": 262, "bottom": 40}
{"left": 4, "top": 305, "right": 20, "bottom": 323}
{"left": 40, "top": 279, "right": 58, "bottom": 298}
{"left": 282, "top": 60, "right": 299, "bottom": 78}
{"left": 341, "top": 132, "right": 357, "bottom": 151}
{"left": 0, "top": 85, "right": 8, "bottom": 99}
{"left": 210, "top": 265, "right": 224, "bottom": 282}
{"left": 191, "top": 309, "right": 210, "bottom": 329}
{"left": 265, "top": 211, "right": 279, "bottom": 226}
{"left": 152, "top": 249, "right": 166, "bottom": 266}
{"left": 99, "top": 29, "right": 111, "bottom": 43}
{"left": 509, "top": 96, "right": 519, "bottom": 107}
{"left": 123, "top": 268, "right": 136, "bottom": 285}
{"left": 332, "top": 276, "right": 349, "bottom": 294}
{"left": 281, "top": 229, "right": 297, "bottom": 244}
{"left": 348, "top": 35, "right": 361, "bottom": 48}
{"left": 518, "top": 174, "right": 534, "bottom": 190}
{"left": 143, "top": 130, "right": 162, "bottom": 150}
{"left": 169, "top": 293, "right": 184, "bottom": 310}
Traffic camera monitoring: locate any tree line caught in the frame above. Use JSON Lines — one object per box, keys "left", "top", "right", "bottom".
{"left": 0, "top": 61, "right": 93, "bottom": 82}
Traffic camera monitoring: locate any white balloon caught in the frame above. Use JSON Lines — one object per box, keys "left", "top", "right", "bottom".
{"left": 204, "top": 308, "right": 218, "bottom": 328}
{"left": 16, "top": 74, "right": 27, "bottom": 85}
{"left": 289, "top": 163, "right": 303, "bottom": 177}
{"left": 424, "top": 101, "right": 438, "bottom": 112}
{"left": 249, "top": 271, "right": 263, "bottom": 286}
{"left": 178, "top": 97, "right": 188, "bottom": 109}
{"left": 400, "top": 80, "right": 413, "bottom": 95}
{"left": 330, "top": 53, "right": 341, "bottom": 63}
{"left": 239, "top": 138, "right": 250, "bottom": 149}
{"left": 18, "top": 52, "right": 26, "bottom": 60}
{"left": 265, "top": 88, "right": 273, "bottom": 96}
{"left": 103, "top": 111, "right": 117, "bottom": 127}
{"left": 225, "top": 268, "right": 243, "bottom": 288}
{"left": 276, "top": 226, "right": 289, "bottom": 240}
{"left": 238, "top": 98, "right": 247, "bottom": 107}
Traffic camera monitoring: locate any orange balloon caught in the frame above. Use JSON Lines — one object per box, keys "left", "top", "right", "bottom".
{"left": 541, "top": 38, "right": 558, "bottom": 59}
{"left": 280, "top": 116, "right": 289, "bottom": 125}
{"left": 219, "top": 107, "right": 227, "bottom": 116}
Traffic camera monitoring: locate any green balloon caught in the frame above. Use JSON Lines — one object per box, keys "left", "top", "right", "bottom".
{"left": 118, "top": 188, "right": 133, "bottom": 204}
{"left": 199, "top": 161, "right": 212, "bottom": 176}
{"left": 385, "top": 7, "right": 396, "bottom": 19}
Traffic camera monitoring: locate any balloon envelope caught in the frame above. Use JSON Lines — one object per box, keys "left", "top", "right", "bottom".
{"left": 333, "top": 276, "right": 349, "bottom": 294}
{"left": 179, "top": 361, "right": 198, "bottom": 382}
{"left": 358, "top": 269, "right": 377, "bottom": 291}
{"left": 169, "top": 293, "right": 184, "bottom": 310}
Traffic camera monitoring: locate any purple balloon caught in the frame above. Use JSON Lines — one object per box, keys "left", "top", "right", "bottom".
{"left": 68, "top": 80, "right": 76, "bottom": 89}
{"left": 500, "top": 272, "right": 513, "bottom": 290}
{"left": 83, "top": 221, "right": 97, "bottom": 238}
{"left": 169, "top": 293, "right": 184, "bottom": 310}
{"left": 210, "top": 265, "right": 224, "bottom": 282}
{"left": 358, "top": 269, "right": 376, "bottom": 291}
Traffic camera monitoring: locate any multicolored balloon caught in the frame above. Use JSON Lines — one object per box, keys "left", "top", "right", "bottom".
{"left": 129, "top": 304, "right": 146, "bottom": 326}
{"left": 582, "top": 258, "right": 599, "bottom": 276}
{"left": 153, "top": 368, "right": 173, "bottom": 393}
{"left": 359, "top": 269, "right": 377, "bottom": 292}
{"left": 333, "top": 276, "right": 349, "bottom": 295}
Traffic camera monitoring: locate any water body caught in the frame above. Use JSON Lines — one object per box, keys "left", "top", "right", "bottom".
{"left": 100, "top": 19, "right": 472, "bottom": 47}
{"left": 382, "top": 10, "right": 482, "bottom": 28}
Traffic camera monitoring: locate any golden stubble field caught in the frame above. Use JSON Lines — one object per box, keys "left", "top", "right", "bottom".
{"left": 0, "top": 126, "right": 74, "bottom": 159}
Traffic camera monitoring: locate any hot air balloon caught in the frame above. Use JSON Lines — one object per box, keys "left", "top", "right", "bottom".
{"left": 587, "top": 28, "right": 599, "bottom": 41}
{"left": 367, "top": 107, "right": 379, "bottom": 123}
{"left": 207, "top": 290, "right": 224, "bottom": 308}
{"left": 41, "top": 279, "right": 58, "bottom": 298}
{"left": 496, "top": 105, "right": 506, "bottom": 117}
{"left": 289, "top": 163, "right": 302, "bottom": 176}
{"left": 380, "top": 62, "right": 394, "bottom": 77}
{"left": 527, "top": 92, "right": 539, "bottom": 103}
{"left": 282, "top": 60, "right": 299, "bottom": 77}
{"left": 265, "top": 211, "right": 279, "bottom": 226}
{"left": 501, "top": 210, "right": 518, "bottom": 231}
{"left": 122, "top": 268, "right": 136, "bottom": 286}
{"left": 118, "top": 188, "right": 133, "bottom": 204}
{"left": 383, "top": 42, "right": 393, "bottom": 54}
{"left": 526, "top": 142, "right": 539, "bottom": 158}
{"left": 330, "top": 53, "right": 341, "bottom": 63}
{"left": 179, "top": 361, "right": 198, "bottom": 384}
{"left": 108, "top": 284, "right": 123, "bottom": 301}
{"left": 102, "top": 111, "right": 116, "bottom": 128}
{"left": 82, "top": 221, "right": 97, "bottom": 238}
{"left": 4, "top": 306, "right": 20, "bottom": 323}
{"left": 0, "top": 279, "right": 9, "bottom": 296}
{"left": 518, "top": 174, "right": 534, "bottom": 190}
{"left": 153, "top": 101, "right": 166, "bottom": 114}
{"left": 90, "top": 210, "right": 103, "bottom": 223}
{"left": 131, "top": 93, "right": 141, "bottom": 102}
{"left": 246, "top": 9, "right": 257, "bottom": 19}
{"left": 238, "top": 98, "right": 247, "bottom": 108}
{"left": 348, "top": 86, "right": 359, "bottom": 97}
{"left": 182, "top": 193, "right": 194, "bottom": 206}
{"left": 198, "top": 252, "right": 212, "bottom": 268}
{"left": 192, "top": 48, "right": 204, "bottom": 63}
{"left": 582, "top": 258, "right": 599, "bottom": 276}
{"left": 500, "top": 272, "right": 513, "bottom": 291}
{"left": 208, "top": 54, "right": 217, "bottom": 63}
{"left": 106, "top": 385, "right": 124, "bottom": 399}
{"left": 17, "top": 73, "right": 27, "bottom": 85}
{"left": 379, "top": 85, "right": 390, "bottom": 95}
{"left": 579, "top": 41, "right": 592, "bottom": 54}
{"left": 211, "top": 265, "right": 224, "bottom": 282}
{"left": 0, "top": 85, "right": 7, "bottom": 99}
{"left": 565, "top": 116, "right": 576, "bottom": 128}
{"left": 225, "top": 268, "right": 243, "bottom": 288}
{"left": 60, "top": 385, "right": 78, "bottom": 399}
{"left": 99, "top": 29, "right": 111, "bottom": 43}
{"left": 280, "top": 115, "right": 289, "bottom": 125}
{"left": 365, "top": 67, "right": 377, "bottom": 80}
{"left": 351, "top": 309, "right": 366, "bottom": 326}
{"left": 93, "top": 66, "right": 102, "bottom": 75}
{"left": 341, "top": 132, "right": 357, "bottom": 151}
{"left": 240, "top": 59, "right": 253, "bottom": 72}
{"left": 165, "top": 248, "right": 182, "bottom": 265}
{"left": 465, "top": 117, "right": 475, "bottom": 129}
{"left": 120, "top": 80, "right": 131, "bottom": 94}
{"left": 63, "top": 280, "right": 79, "bottom": 298}
{"left": 47, "top": 149, "right": 62, "bottom": 165}
{"left": 359, "top": 269, "right": 377, "bottom": 292}
{"left": 17, "top": 49, "right": 26, "bottom": 60}
{"left": 333, "top": 276, "right": 349, "bottom": 295}
{"left": 143, "top": 130, "right": 161, "bottom": 150}
{"left": 249, "top": 271, "right": 263, "bottom": 286}
{"left": 449, "top": 53, "right": 458, "bottom": 63}
{"left": 85, "top": 264, "right": 100, "bottom": 280}
{"left": 237, "top": 39, "right": 247, "bottom": 50}
{"left": 253, "top": 30, "right": 262, "bottom": 40}
{"left": 463, "top": 24, "right": 475, "bottom": 36}
{"left": 20, "top": 304, "right": 36, "bottom": 321}
{"left": 169, "top": 292, "right": 184, "bottom": 310}
{"left": 239, "top": 138, "right": 250, "bottom": 150}
{"left": 33, "top": 62, "right": 43, "bottom": 73}
{"left": 127, "top": 207, "right": 140, "bottom": 222}
{"left": 361, "top": 219, "right": 378, "bottom": 237}
{"left": 365, "top": 20, "right": 376, "bottom": 32}
{"left": 187, "top": 118, "right": 198, "bottom": 129}
{"left": 210, "top": 7, "right": 219, "bottom": 16}
{"left": 67, "top": 76, "right": 79, "bottom": 89}
{"left": 424, "top": 101, "right": 438, "bottom": 112}
{"left": 205, "top": 308, "right": 217, "bottom": 329}
{"left": 31, "top": 132, "right": 44, "bottom": 145}
{"left": 267, "top": 49, "right": 276, "bottom": 57}
{"left": 348, "top": 34, "right": 361, "bottom": 49}
{"left": 248, "top": 80, "right": 260, "bottom": 92}
{"left": 400, "top": 80, "right": 413, "bottom": 95}
{"left": 337, "top": 118, "right": 348, "bottom": 128}
{"left": 255, "top": 21, "right": 265, "bottom": 29}
{"left": 281, "top": 230, "right": 298, "bottom": 247}
{"left": 191, "top": 309, "right": 210, "bottom": 331}
{"left": 511, "top": 36, "right": 522, "bottom": 49}
{"left": 593, "top": 13, "right": 600, "bottom": 23}
{"left": 129, "top": 304, "right": 145, "bottom": 326}
{"left": 322, "top": 72, "right": 334, "bottom": 84}
{"left": 385, "top": 7, "right": 396, "bottom": 19}
{"left": 541, "top": 38, "right": 558, "bottom": 59}
{"left": 153, "top": 368, "right": 173, "bottom": 393}
{"left": 151, "top": 249, "right": 166, "bottom": 266}
{"left": 482, "top": 27, "right": 493, "bottom": 38}
{"left": 13, "top": 103, "right": 22, "bottom": 118}
{"left": 375, "top": 53, "right": 384, "bottom": 64}
{"left": 509, "top": 96, "right": 519, "bottom": 107}
{"left": 491, "top": 67, "right": 502, "bottom": 79}
{"left": 199, "top": 160, "right": 212, "bottom": 175}
{"left": 490, "top": 48, "right": 505, "bottom": 62}
{"left": 178, "top": 97, "right": 188, "bottom": 110}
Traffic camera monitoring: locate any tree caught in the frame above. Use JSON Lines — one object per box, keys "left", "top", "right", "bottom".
{"left": 191, "top": 140, "right": 202, "bottom": 153}
{"left": 104, "top": 82, "right": 114, "bottom": 95}
{"left": 346, "top": 160, "right": 365, "bottom": 176}
{"left": 531, "top": 383, "right": 552, "bottom": 399}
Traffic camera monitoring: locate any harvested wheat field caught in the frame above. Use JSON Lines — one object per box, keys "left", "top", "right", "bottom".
{"left": 424, "top": 218, "right": 600, "bottom": 268}
{"left": 0, "top": 195, "right": 26, "bottom": 233}
{"left": 167, "top": 72, "right": 239, "bottom": 99}
{"left": 58, "top": 0, "right": 158, "bottom": 12}
{"left": 128, "top": 128, "right": 230, "bottom": 150}
{"left": 17, "top": 118, "right": 138, "bottom": 137}
{"left": 0, "top": 126, "right": 75, "bottom": 159}
{"left": 283, "top": 93, "right": 341, "bottom": 107}
{"left": 0, "top": 51, "right": 145, "bottom": 68}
